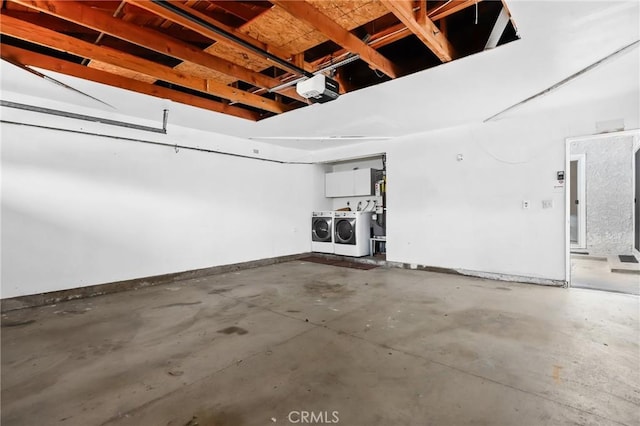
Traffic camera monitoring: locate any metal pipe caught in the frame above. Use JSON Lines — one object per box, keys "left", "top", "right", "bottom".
{"left": 162, "top": 108, "right": 169, "bottom": 132}
{"left": 317, "top": 53, "right": 361, "bottom": 71}
{"left": 1, "top": 100, "right": 168, "bottom": 134}
{"left": 0, "top": 119, "right": 314, "bottom": 165}
{"left": 150, "top": 0, "right": 313, "bottom": 78}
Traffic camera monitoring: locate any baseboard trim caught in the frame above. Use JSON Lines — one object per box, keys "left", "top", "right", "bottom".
{"left": 3, "top": 252, "right": 566, "bottom": 312}
{"left": 1, "top": 254, "right": 306, "bottom": 312}
{"left": 306, "top": 253, "right": 566, "bottom": 287}
{"left": 453, "top": 268, "right": 566, "bottom": 287}
{"left": 384, "top": 261, "right": 565, "bottom": 287}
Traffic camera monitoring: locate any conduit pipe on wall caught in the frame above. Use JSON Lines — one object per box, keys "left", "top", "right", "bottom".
{"left": 1, "top": 100, "right": 169, "bottom": 134}
{"left": 0, "top": 119, "right": 313, "bottom": 165}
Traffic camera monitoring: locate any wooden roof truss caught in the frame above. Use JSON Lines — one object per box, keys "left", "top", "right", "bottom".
{"left": 0, "top": 0, "right": 518, "bottom": 121}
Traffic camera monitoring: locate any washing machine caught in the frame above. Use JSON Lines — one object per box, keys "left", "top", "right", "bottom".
{"left": 333, "top": 211, "right": 373, "bottom": 257}
{"left": 311, "top": 211, "right": 334, "bottom": 253}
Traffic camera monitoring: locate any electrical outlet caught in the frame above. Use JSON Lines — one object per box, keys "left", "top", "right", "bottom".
{"left": 522, "top": 200, "right": 530, "bottom": 209}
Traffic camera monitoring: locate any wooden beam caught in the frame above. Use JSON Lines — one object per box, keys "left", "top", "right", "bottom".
{"left": 209, "top": 0, "right": 267, "bottom": 22}
{"left": 0, "top": 44, "right": 259, "bottom": 120}
{"left": 368, "top": 25, "right": 412, "bottom": 51}
{"left": 0, "top": 9, "right": 96, "bottom": 34}
{"left": 10, "top": 0, "right": 304, "bottom": 102}
{"left": 159, "top": 0, "right": 195, "bottom": 29}
{"left": 125, "top": 0, "right": 314, "bottom": 75}
{"left": 381, "top": 0, "right": 456, "bottom": 62}
{"left": 312, "top": 23, "right": 411, "bottom": 70}
{"left": 276, "top": 23, "right": 410, "bottom": 96}
{"left": 499, "top": 0, "right": 517, "bottom": 34}
{"left": 440, "top": 17, "right": 448, "bottom": 39}
{"left": 416, "top": 0, "right": 427, "bottom": 25}
{"left": 429, "top": 0, "right": 483, "bottom": 22}
{"left": 0, "top": 14, "right": 292, "bottom": 114}
{"left": 271, "top": 0, "right": 400, "bottom": 78}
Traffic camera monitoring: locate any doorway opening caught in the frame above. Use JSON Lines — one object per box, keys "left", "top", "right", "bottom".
{"left": 569, "top": 154, "right": 586, "bottom": 250}
{"left": 324, "top": 154, "right": 387, "bottom": 261}
{"left": 565, "top": 129, "right": 640, "bottom": 295}
{"left": 635, "top": 146, "right": 640, "bottom": 253}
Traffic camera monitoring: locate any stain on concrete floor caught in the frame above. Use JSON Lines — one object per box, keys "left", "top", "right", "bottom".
{"left": 217, "top": 326, "right": 249, "bottom": 335}
{"left": 154, "top": 301, "right": 202, "bottom": 309}
{"left": 304, "top": 281, "right": 355, "bottom": 297}
{"left": 208, "top": 288, "right": 232, "bottom": 295}
{"left": 1, "top": 319, "right": 36, "bottom": 328}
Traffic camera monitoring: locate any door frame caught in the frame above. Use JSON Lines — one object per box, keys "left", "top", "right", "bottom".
{"left": 565, "top": 128, "right": 640, "bottom": 286}
{"left": 634, "top": 137, "right": 640, "bottom": 257}
{"left": 569, "top": 153, "right": 587, "bottom": 250}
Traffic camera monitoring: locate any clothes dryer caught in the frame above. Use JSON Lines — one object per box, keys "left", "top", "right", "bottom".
{"left": 333, "top": 211, "right": 372, "bottom": 257}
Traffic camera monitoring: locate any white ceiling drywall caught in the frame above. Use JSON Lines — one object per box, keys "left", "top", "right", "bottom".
{"left": 234, "top": 0, "right": 640, "bottom": 150}
{"left": 1, "top": 1, "right": 638, "bottom": 152}
{"left": 495, "top": 41, "right": 639, "bottom": 120}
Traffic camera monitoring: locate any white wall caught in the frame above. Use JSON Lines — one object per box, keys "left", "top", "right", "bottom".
{"left": 1, "top": 10, "right": 637, "bottom": 295}
{"left": 1, "top": 121, "right": 329, "bottom": 299}
{"left": 311, "top": 89, "right": 639, "bottom": 283}
{"left": 0, "top": 60, "right": 313, "bottom": 164}
{"left": 385, "top": 119, "right": 566, "bottom": 281}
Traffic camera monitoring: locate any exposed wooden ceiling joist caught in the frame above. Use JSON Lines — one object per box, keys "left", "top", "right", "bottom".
{"left": 381, "top": 0, "right": 456, "bottom": 62}
{"left": 311, "top": 23, "right": 412, "bottom": 70}
{"left": 0, "top": 44, "right": 259, "bottom": 120}
{"left": 10, "top": 0, "right": 304, "bottom": 102}
{"left": 0, "top": 0, "right": 518, "bottom": 121}
{"left": 0, "top": 14, "right": 292, "bottom": 114}
{"left": 0, "top": 9, "right": 96, "bottom": 34}
{"left": 209, "top": 0, "right": 268, "bottom": 23}
{"left": 429, "top": 0, "right": 483, "bottom": 22}
{"left": 125, "top": 0, "right": 314, "bottom": 75}
{"left": 270, "top": 0, "right": 400, "bottom": 79}
{"left": 416, "top": 0, "right": 428, "bottom": 25}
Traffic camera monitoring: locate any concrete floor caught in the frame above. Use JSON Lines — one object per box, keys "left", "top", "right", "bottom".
{"left": 2, "top": 261, "right": 639, "bottom": 426}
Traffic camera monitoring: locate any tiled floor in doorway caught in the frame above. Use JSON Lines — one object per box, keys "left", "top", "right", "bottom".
{"left": 571, "top": 254, "right": 640, "bottom": 295}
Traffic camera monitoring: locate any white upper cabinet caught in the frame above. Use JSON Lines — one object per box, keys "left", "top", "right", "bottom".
{"left": 325, "top": 168, "right": 375, "bottom": 197}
